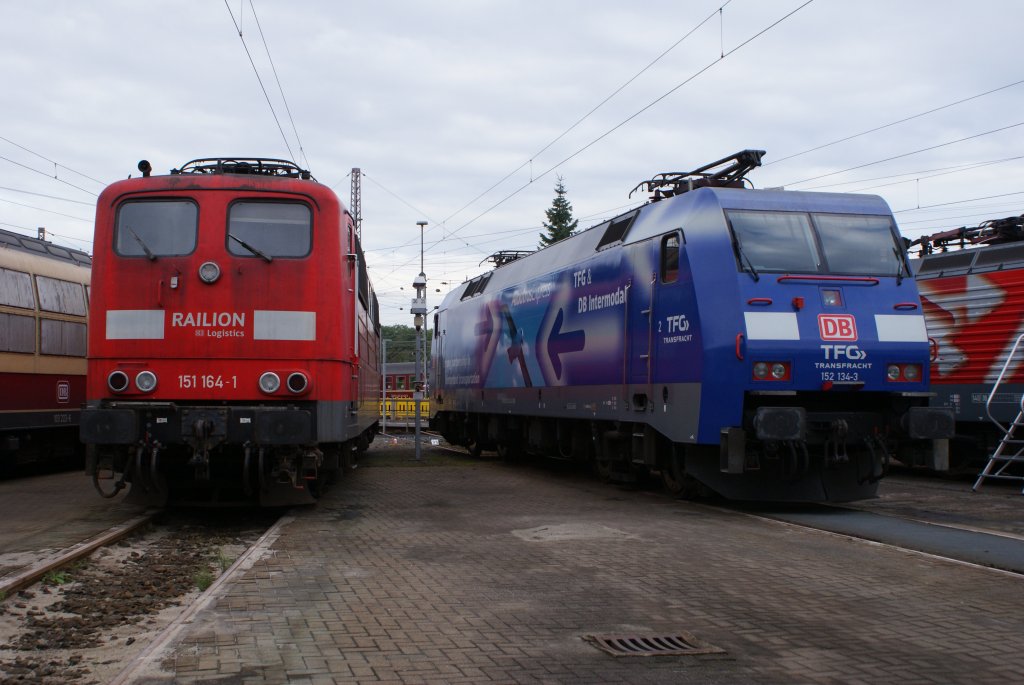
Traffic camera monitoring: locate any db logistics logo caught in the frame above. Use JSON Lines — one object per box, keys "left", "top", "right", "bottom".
{"left": 818, "top": 314, "right": 857, "bottom": 341}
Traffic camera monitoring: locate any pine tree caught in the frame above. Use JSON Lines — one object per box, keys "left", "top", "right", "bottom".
{"left": 539, "top": 176, "right": 579, "bottom": 248}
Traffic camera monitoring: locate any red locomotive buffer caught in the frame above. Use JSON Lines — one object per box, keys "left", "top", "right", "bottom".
{"left": 912, "top": 213, "right": 1024, "bottom": 465}
{"left": 80, "top": 158, "right": 381, "bottom": 505}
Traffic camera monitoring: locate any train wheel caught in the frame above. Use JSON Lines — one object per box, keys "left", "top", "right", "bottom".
{"left": 660, "top": 448, "right": 704, "bottom": 499}
{"left": 594, "top": 455, "right": 613, "bottom": 482}
{"left": 92, "top": 452, "right": 131, "bottom": 499}
{"left": 496, "top": 441, "right": 522, "bottom": 463}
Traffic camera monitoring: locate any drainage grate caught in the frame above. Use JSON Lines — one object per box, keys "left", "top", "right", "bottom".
{"left": 583, "top": 632, "right": 725, "bottom": 657}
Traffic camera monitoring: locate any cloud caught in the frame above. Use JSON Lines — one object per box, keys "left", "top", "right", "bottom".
{"left": 2, "top": 1, "right": 1023, "bottom": 323}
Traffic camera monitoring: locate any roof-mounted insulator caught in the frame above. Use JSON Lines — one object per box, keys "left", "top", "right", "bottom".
{"left": 909, "top": 212, "right": 1024, "bottom": 255}
{"left": 171, "top": 157, "right": 314, "bottom": 181}
{"left": 482, "top": 250, "right": 534, "bottom": 268}
{"left": 630, "top": 149, "right": 765, "bottom": 200}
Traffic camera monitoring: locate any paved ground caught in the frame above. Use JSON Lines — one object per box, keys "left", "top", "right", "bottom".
{"left": 0, "top": 470, "right": 147, "bottom": 580}
{"left": 114, "top": 440, "right": 1024, "bottom": 684}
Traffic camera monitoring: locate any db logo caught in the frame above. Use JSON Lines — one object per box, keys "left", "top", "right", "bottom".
{"left": 56, "top": 380, "right": 71, "bottom": 404}
{"left": 818, "top": 314, "right": 857, "bottom": 341}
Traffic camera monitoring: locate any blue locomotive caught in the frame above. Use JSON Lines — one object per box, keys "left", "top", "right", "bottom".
{"left": 429, "top": 151, "right": 953, "bottom": 502}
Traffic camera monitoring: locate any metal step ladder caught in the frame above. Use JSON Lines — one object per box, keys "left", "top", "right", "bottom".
{"left": 974, "top": 332, "right": 1024, "bottom": 494}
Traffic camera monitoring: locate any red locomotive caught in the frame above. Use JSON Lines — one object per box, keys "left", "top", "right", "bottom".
{"left": 80, "top": 158, "right": 380, "bottom": 505}
{"left": 911, "top": 212, "right": 1024, "bottom": 467}
{"left": 0, "top": 228, "right": 91, "bottom": 469}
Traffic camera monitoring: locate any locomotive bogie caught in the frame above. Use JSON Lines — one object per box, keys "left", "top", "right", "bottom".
{"left": 431, "top": 177, "right": 952, "bottom": 502}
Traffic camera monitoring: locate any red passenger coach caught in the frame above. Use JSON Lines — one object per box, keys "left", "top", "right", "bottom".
{"left": 0, "top": 228, "right": 91, "bottom": 469}
{"left": 80, "top": 158, "right": 381, "bottom": 505}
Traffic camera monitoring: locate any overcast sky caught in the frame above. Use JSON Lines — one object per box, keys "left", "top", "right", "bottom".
{"left": 2, "top": 1, "right": 1023, "bottom": 325}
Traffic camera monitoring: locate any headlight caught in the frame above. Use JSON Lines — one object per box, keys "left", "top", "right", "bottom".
{"left": 887, "top": 365, "right": 901, "bottom": 381}
{"left": 287, "top": 372, "right": 309, "bottom": 394}
{"left": 753, "top": 361, "right": 789, "bottom": 381}
{"left": 199, "top": 261, "right": 221, "bottom": 284}
{"left": 821, "top": 289, "right": 842, "bottom": 307}
{"left": 108, "top": 370, "right": 130, "bottom": 393}
{"left": 135, "top": 370, "right": 158, "bottom": 393}
{"left": 259, "top": 371, "right": 281, "bottom": 394}
{"left": 903, "top": 364, "right": 921, "bottom": 381}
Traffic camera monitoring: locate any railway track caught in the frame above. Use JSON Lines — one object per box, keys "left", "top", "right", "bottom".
{"left": 732, "top": 503, "right": 1024, "bottom": 577}
{"left": 0, "top": 503, "right": 281, "bottom": 684}
{"left": 0, "top": 510, "right": 158, "bottom": 600}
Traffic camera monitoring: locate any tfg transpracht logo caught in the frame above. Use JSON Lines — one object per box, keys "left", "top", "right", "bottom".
{"left": 818, "top": 314, "right": 857, "bottom": 341}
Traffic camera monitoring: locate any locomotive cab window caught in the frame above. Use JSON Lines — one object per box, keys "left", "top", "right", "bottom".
{"left": 727, "top": 211, "right": 821, "bottom": 273}
{"left": 115, "top": 200, "right": 198, "bottom": 257}
{"left": 813, "top": 213, "right": 903, "bottom": 276}
{"left": 228, "top": 201, "right": 311, "bottom": 258}
{"left": 661, "top": 232, "right": 681, "bottom": 284}
{"left": 727, "top": 210, "right": 904, "bottom": 277}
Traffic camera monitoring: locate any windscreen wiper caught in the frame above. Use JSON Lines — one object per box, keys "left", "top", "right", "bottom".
{"left": 228, "top": 234, "right": 273, "bottom": 263}
{"left": 125, "top": 225, "right": 156, "bottom": 261}
{"left": 735, "top": 237, "right": 760, "bottom": 281}
{"left": 892, "top": 246, "right": 905, "bottom": 285}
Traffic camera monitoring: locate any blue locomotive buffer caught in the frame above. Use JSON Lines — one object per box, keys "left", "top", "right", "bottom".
{"left": 431, "top": 184, "right": 953, "bottom": 502}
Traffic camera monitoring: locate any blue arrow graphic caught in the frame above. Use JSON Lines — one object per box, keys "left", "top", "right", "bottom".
{"left": 546, "top": 308, "right": 585, "bottom": 380}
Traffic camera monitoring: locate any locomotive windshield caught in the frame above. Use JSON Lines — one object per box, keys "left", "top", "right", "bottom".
{"left": 727, "top": 210, "right": 903, "bottom": 276}
{"left": 115, "top": 200, "right": 198, "bottom": 257}
{"left": 227, "top": 202, "right": 311, "bottom": 258}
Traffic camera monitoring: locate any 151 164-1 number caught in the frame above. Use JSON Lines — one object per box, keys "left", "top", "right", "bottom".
{"left": 178, "top": 374, "right": 238, "bottom": 389}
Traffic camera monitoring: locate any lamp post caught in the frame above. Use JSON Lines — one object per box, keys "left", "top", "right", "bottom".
{"left": 411, "top": 220, "right": 428, "bottom": 461}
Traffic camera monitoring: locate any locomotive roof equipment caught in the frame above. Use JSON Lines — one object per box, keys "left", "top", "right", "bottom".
{"left": 170, "top": 157, "right": 314, "bottom": 180}
{"left": 629, "top": 148, "right": 766, "bottom": 200}
{"left": 910, "top": 212, "right": 1024, "bottom": 255}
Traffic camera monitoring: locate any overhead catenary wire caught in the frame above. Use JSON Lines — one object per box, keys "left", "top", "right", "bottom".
{"left": 0, "top": 155, "right": 99, "bottom": 197}
{"left": 362, "top": 172, "right": 484, "bottom": 255}
{"left": 0, "top": 135, "right": 105, "bottom": 186}
{"left": 893, "top": 189, "right": 1024, "bottom": 215}
{"left": 439, "top": 0, "right": 736, "bottom": 229}
{"left": 247, "top": 0, "right": 310, "bottom": 170}
{"left": 436, "top": 0, "right": 817, "bottom": 250}
{"left": 898, "top": 208, "right": 1024, "bottom": 227}
{"left": 362, "top": 200, "right": 644, "bottom": 255}
{"left": 0, "top": 222, "right": 94, "bottom": 250}
{"left": 0, "top": 185, "right": 96, "bottom": 206}
{"left": 782, "top": 121, "right": 1024, "bottom": 187}
{"left": 370, "top": 0, "right": 819, "bottom": 290}
{"left": 798, "top": 155, "right": 1024, "bottom": 192}
{"left": 766, "top": 77, "right": 1024, "bottom": 167}
{"left": 223, "top": 0, "right": 298, "bottom": 164}
{"left": 0, "top": 196, "right": 91, "bottom": 222}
